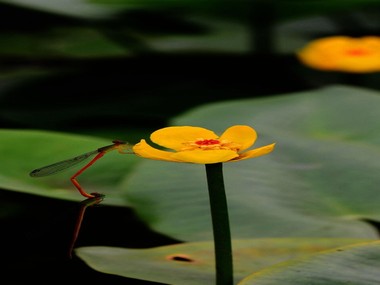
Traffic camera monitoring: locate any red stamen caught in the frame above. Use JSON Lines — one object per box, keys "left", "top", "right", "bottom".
{"left": 346, "top": 48, "right": 370, "bottom": 56}
{"left": 195, "top": 139, "right": 220, "bottom": 146}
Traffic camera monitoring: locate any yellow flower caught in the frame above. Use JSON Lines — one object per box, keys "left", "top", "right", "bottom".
{"left": 133, "top": 125, "right": 275, "bottom": 164}
{"left": 296, "top": 36, "right": 380, "bottom": 73}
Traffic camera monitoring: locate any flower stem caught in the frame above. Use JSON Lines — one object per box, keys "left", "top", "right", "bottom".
{"left": 205, "top": 163, "right": 233, "bottom": 285}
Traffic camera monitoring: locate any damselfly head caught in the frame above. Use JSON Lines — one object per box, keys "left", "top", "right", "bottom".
{"left": 112, "top": 140, "right": 127, "bottom": 145}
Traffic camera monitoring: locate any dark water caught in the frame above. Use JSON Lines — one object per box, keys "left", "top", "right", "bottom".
{"left": 0, "top": 190, "right": 177, "bottom": 284}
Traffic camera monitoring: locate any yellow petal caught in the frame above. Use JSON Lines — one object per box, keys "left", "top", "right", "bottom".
{"left": 172, "top": 150, "right": 239, "bottom": 164}
{"left": 219, "top": 125, "right": 257, "bottom": 151}
{"left": 150, "top": 126, "right": 218, "bottom": 151}
{"left": 233, "top": 143, "right": 276, "bottom": 161}
{"left": 132, "top": 139, "right": 181, "bottom": 162}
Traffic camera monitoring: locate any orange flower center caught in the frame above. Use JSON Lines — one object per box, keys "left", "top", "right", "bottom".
{"left": 346, "top": 48, "right": 371, "bottom": 56}
{"left": 181, "top": 138, "right": 241, "bottom": 151}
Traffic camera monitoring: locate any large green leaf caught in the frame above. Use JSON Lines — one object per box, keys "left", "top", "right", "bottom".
{"left": 76, "top": 238, "right": 370, "bottom": 285}
{"left": 0, "top": 129, "right": 139, "bottom": 205}
{"left": 239, "top": 240, "right": 380, "bottom": 285}
{"left": 122, "top": 85, "right": 380, "bottom": 241}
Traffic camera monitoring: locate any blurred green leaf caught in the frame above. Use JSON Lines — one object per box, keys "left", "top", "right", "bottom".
{"left": 147, "top": 15, "right": 249, "bottom": 53}
{"left": 2, "top": 0, "right": 380, "bottom": 59}
{"left": 239, "top": 240, "right": 380, "bottom": 284}
{"left": 0, "top": 28, "right": 129, "bottom": 58}
{"left": 122, "top": 85, "right": 380, "bottom": 241}
{"left": 0, "top": 129, "right": 139, "bottom": 205}
{"left": 76, "top": 238, "right": 370, "bottom": 285}
{"left": 88, "top": 0, "right": 380, "bottom": 22}
{"left": 0, "top": 0, "right": 118, "bottom": 19}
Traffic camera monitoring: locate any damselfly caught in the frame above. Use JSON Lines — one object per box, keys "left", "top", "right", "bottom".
{"left": 30, "top": 140, "right": 131, "bottom": 198}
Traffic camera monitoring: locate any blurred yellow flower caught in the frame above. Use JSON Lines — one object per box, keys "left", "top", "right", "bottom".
{"left": 133, "top": 125, "right": 275, "bottom": 164}
{"left": 297, "top": 36, "right": 380, "bottom": 73}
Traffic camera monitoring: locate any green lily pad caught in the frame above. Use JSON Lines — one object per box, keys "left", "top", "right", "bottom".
{"left": 0, "top": 129, "right": 139, "bottom": 205}
{"left": 239, "top": 240, "right": 380, "bottom": 285}
{"left": 122, "top": 85, "right": 380, "bottom": 241}
{"left": 76, "top": 238, "right": 370, "bottom": 285}
{"left": 3, "top": 85, "right": 380, "bottom": 241}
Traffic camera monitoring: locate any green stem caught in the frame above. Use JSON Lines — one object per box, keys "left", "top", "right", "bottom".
{"left": 205, "top": 163, "right": 233, "bottom": 285}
